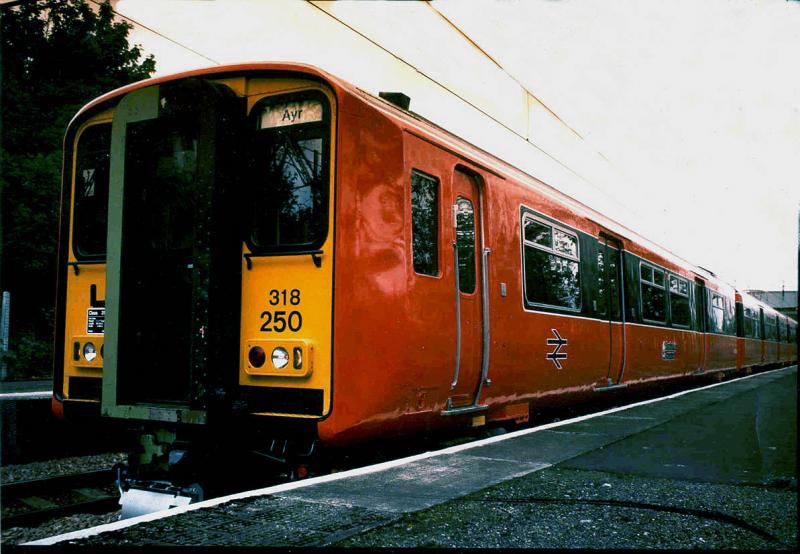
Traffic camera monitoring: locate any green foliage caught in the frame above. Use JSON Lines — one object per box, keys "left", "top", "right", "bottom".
{"left": 1, "top": 0, "right": 156, "bottom": 378}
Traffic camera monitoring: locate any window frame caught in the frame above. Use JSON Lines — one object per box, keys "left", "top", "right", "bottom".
{"left": 639, "top": 260, "right": 667, "bottom": 324}
{"left": 764, "top": 313, "right": 777, "bottom": 341}
{"left": 245, "top": 88, "right": 332, "bottom": 255}
{"left": 708, "top": 292, "right": 727, "bottom": 334}
{"left": 409, "top": 169, "right": 441, "bottom": 278}
{"left": 520, "top": 207, "right": 582, "bottom": 313}
{"left": 71, "top": 120, "right": 113, "bottom": 261}
{"left": 743, "top": 305, "right": 761, "bottom": 339}
{"left": 667, "top": 273, "right": 691, "bottom": 329}
{"left": 454, "top": 196, "right": 477, "bottom": 294}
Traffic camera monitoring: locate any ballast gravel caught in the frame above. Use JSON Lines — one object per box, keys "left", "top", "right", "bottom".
{"left": 1, "top": 452, "right": 126, "bottom": 545}
{"left": 0, "top": 452, "right": 126, "bottom": 483}
{"left": 2, "top": 511, "right": 122, "bottom": 546}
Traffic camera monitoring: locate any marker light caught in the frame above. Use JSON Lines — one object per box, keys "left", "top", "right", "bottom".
{"left": 83, "top": 342, "right": 97, "bottom": 362}
{"left": 271, "top": 347, "right": 289, "bottom": 369}
{"left": 248, "top": 346, "right": 266, "bottom": 368}
{"left": 293, "top": 347, "right": 303, "bottom": 370}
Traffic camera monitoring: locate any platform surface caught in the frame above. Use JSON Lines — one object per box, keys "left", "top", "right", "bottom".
{"left": 35, "top": 366, "right": 797, "bottom": 549}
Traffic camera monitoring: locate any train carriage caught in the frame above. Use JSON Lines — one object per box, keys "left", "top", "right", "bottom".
{"left": 52, "top": 62, "right": 797, "bottom": 506}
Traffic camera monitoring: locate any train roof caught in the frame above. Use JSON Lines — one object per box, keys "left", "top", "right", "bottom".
{"left": 69, "top": 62, "right": 763, "bottom": 300}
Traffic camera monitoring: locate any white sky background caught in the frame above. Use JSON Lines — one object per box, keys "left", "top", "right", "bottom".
{"left": 115, "top": 0, "right": 800, "bottom": 292}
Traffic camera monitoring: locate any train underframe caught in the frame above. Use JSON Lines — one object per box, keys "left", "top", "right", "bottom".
{"left": 114, "top": 415, "right": 320, "bottom": 517}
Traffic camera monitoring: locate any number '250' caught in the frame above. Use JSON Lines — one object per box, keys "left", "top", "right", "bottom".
{"left": 260, "top": 310, "right": 302, "bottom": 332}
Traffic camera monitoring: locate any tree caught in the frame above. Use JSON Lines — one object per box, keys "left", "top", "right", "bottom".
{"left": 0, "top": 0, "right": 155, "bottom": 379}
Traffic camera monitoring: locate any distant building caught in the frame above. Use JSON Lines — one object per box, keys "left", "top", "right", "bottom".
{"left": 745, "top": 290, "right": 798, "bottom": 321}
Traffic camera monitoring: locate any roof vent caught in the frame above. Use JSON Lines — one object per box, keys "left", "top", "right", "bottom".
{"left": 379, "top": 92, "right": 411, "bottom": 111}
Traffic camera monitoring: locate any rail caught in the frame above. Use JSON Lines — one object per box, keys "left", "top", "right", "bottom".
{"left": 1, "top": 469, "right": 118, "bottom": 529}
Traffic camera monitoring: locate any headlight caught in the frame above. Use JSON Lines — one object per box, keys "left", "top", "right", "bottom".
{"left": 271, "top": 347, "right": 289, "bottom": 369}
{"left": 83, "top": 342, "right": 97, "bottom": 362}
{"left": 248, "top": 346, "right": 266, "bottom": 368}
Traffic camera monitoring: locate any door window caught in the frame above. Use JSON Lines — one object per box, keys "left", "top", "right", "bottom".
{"left": 455, "top": 197, "right": 476, "bottom": 294}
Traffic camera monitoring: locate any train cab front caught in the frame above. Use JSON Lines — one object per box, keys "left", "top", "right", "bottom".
{"left": 59, "top": 69, "right": 337, "bottom": 515}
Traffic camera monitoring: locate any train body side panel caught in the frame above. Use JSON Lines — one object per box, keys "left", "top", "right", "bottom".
{"left": 738, "top": 337, "right": 763, "bottom": 369}
{"left": 778, "top": 334, "right": 794, "bottom": 363}
{"left": 620, "top": 325, "right": 701, "bottom": 383}
{"left": 490, "top": 186, "right": 628, "bottom": 399}
{"left": 319, "top": 97, "right": 428, "bottom": 445}
{"left": 704, "top": 333, "right": 738, "bottom": 371}
{"left": 785, "top": 341, "right": 798, "bottom": 363}
{"left": 62, "top": 265, "right": 105, "bottom": 398}
{"left": 764, "top": 340, "right": 779, "bottom": 365}
{"left": 441, "top": 168, "right": 629, "bottom": 413}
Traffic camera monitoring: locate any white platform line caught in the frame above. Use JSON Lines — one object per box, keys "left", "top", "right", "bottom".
{"left": 26, "top": 364, "right": 796, "bottom": 546}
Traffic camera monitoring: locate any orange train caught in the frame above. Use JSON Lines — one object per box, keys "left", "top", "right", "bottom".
{"left": 53, "top": 63, "right": 797, "bottom": 497}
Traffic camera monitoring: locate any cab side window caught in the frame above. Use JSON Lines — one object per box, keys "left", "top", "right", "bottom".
{"left": 411, "top": 171, "right": 439, "bottom": 276}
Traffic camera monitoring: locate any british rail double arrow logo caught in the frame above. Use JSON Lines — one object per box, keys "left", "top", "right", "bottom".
{"left": 546, "top": 328, "right": 568, "bottom": 369}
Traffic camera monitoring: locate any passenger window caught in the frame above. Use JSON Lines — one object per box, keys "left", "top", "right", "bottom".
{"left": 524, "top": 219, "right": 551, "bottom": 248}
{"left": 455, "top": 198, "right": 475, "bottom": 293}
{"left": 764, "top": 314, "right": 776, "bottom": 340}
{"left": 744, "top": 306, "right": 760, "bottom": 339}
{"left": 553, "top": 229, "right": 578, "bottom": 257}
{"left": 410, "top": 171, "right": 439, "bottom": 276}
{"left": 710, "top": 293, "right": 725, "bottom": 333}
{"left": 522, "top": 214, "right": 581, "bottom": 310}
{"left": 668, "top": 274, "right": 690, "bottom": 327}
{"left": 640, "top": 262, "right": 665, "bottom": 323}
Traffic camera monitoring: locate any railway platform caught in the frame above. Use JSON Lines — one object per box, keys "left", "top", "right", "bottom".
{"left": 0, "top": 380, "right": 52, "bottom": 397}
{"left": 1, "top": 381, "right": 124, "bottom": 464}
{"left": 30, "top": 365, "right": 797, "bottom": 549}
{"left": 1, "top": 382, "right": 52, "bottom": 464}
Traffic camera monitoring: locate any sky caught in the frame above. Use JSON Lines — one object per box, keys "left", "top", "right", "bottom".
{"left": 114, "top": 0, "right": 799, "bottom": 292}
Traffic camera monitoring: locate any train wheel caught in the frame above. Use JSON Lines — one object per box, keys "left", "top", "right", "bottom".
{"left": 289, "top": 464, "right": 310, "bottom": 481}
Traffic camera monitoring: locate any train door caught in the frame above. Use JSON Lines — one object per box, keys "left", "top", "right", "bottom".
{"left": 599, "top": 236, "right": 626, "bottom": 386}
{"left": 444, "top": 168, "right": 489, "bottom": 414}
{"left": 106, "top": 80, "right": 243, "bottom": 410}
{"left": 694, "top": 278, "right": 707, "bottom": 371}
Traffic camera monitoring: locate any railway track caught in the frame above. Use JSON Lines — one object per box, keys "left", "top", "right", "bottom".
{"left": 1, "top": 469, "right": 120, "bottom": 529}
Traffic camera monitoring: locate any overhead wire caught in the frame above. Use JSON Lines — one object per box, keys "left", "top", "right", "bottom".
{"left": 423, "top": 1, "right": 628, "bottom": 208}
{"left": 86, "top": 0, "right": 220, "bottom": 66}
{"left": 303, "top": 1, "right": 604, "bottom": 192}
